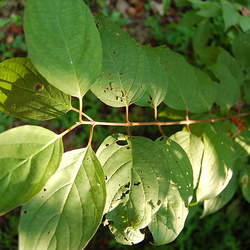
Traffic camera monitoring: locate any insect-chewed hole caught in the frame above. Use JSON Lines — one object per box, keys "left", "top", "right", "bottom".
{"left": 116, "top": 140, "right": 128, "bottom": 146}
{"left": 34, "top": 83, "right": 44, "bottom": 92}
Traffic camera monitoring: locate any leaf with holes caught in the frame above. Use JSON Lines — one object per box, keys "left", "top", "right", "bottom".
{"left": 0, "top": 126, "right": 63, "bottom": 215}
{"left": 170, "top": 131, "right": 204, "bottom": 190}
{"left": 96, "top": 135, "right": 170, "bottom": 245}
{"left": 91, "top": 16, "right": 148, "bottom": 107}
{"left": 136, "top": 46, "right": 169, "bottom": 109}
{"left": 196, "top": 125, "right": 235, "bottom": 202}
{"left": 149, "top": 185, "right": 189, "bottom": 245}
{"left": 19, "top": 147, "right": 106, "bottom": 250}
{"left": 0, "top": 57, "right": 71, "bottom": 120}
{"left": 24, "top": 0, "right": 102, "bottom": 98}
{"left": 148, "top": 137, "right": 193, "bottom": 245}
{"left": 201, "top": 172, "right": 237, "bottom": 217}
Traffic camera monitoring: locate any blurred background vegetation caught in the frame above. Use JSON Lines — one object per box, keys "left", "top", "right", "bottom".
{"left": 1, "top": 0, "right": 250, "bottom": 249}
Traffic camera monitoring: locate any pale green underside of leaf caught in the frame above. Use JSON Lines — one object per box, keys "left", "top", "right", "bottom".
{"left": 19, "top": 147, "right": 106, "bottom": 250}
{"left": 24, "top": 0, "right": 102, "bottom": 98}
{"left": 201, "top": 173, "right": 237, "bottom": 218}
{"left": 0, "top": 57, "right": 71, "bottom": 120}
{"left": 157, "top": 138, "right": 194, "bottom": 204}
{"left": 0, "top": 126, "right": 63, "bottom": 215}
{"left": 91, "top": 17, "right": 148, "bottom": 107}
{"left": 170, "top": 131, "right": 204, "bottom": 189}
{"left": 235, "top": 128, "right": 250, "bottom": 156}
{"left": 96, "top": 135, "right": 170, "bottom": 245}
{"left": 148, "top": 138, "right": 193, "bottom": 245}
{"left": 196, "top": 125, "right": 234, "bottom": 202}
{"left": 149, "top": 184, "right": 189, "bottom": 245}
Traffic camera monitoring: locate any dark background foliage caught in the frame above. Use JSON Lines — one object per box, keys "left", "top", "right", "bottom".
{"left": 0, "top": 0, "right": 250, "bottom": 249}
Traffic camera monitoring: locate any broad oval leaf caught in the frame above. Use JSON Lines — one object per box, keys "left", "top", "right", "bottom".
{"left": 160, "top": 48, "right": 217, "bottom": 113}
{"left": 136, "top": 46, "right": 169, "bottom": 109}
{"left": 0, "top": 57, "right": 71, "bottom": 120}
{"left": 157, "top": 138, "right": 194, "bottom": 204}
{"left": 96, "top": 135, "right": 170, "bottom": 245}
{"left": 91, "top": 17, "right": 147, "bottom": 107}
{"left": 0, "top": 126, "right": 63, "bottom": 215}
{"left": 196, "top": 125, "right": 235, "bottom": 202}
{"left": 201, "top": 172, "right": 237, "bottom": 218}
{"left": 19, "top": 147, "right": 106, "bottom": 250}
{"left": 170, "top": 131, "right": 204, "bottom": 189}
{"left": 149, "top": 185, "right": 189, "bottom": 245}
{"left": 24, "top": 0, "right": 102, "bottom": 98}
{"left": 148, "top": 137, "right": 193, "bottom": 245}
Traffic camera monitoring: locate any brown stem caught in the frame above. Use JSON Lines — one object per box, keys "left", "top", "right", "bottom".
{"left": 88, "top": 125, "right": 95, "bottom": 147}
{"left": 154, "top": 105, "right": 165, "bottom": 136}
{"left": 71, "top": 107, "right": 94, "bottom": 121}
{"left": 78, "top": 112, "right": 250, "bottom": 127}
{"left": 59, "top": 122, "right": 82, "bottom": 137}
{"left": 125, "top": 105, "right": 131, "bottom": 136}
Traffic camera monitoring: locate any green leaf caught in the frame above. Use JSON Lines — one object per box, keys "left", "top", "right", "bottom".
{"left": 157, "top": 138, "right": 194, "bottom": 204}
{"left": 170, "top": 131, "right": 204, "bottom": 189}
{"left": 24, "top": 0, "right": 102, "bottom": 98}
{"left": 91, "top": 17, "right": 147, "bottom": 107}
{"left": 222, "top": 0, "right": 240, "bottom": 30}
{"left": 189, "top": 0, "right": 221, "bottom": 18}
{"left": 244, "top": 80, "right": 250, "bottom": 104}
{"left": 96, "top": 135, "right": 170, "bottom": 245}
{"left": 160, "top": 48, "right": 217, "bottom": 113}
{"left": 232, "top": 31, "right": 250, "bottom": 69}
{"left": 146, "top": 137, "right": 193, "bottom": 245}
{"left": 196, "top": 125, "right": 235, "bottom": 202}
{"left": 209, "top": 49, "right": 241, "bottom": 110}
{"left": 136, "top": 46, "right": 169, "bottom": 108}
{"left": 239, "top": 16, "right": 250, "bottom": 32}
{"left": 148, "top": 185, "right": 189, "bottom": 245}
{"left": 240, "top": 161, "right": 250, "bottom": 203}
{"left": 201, "top": 172, "right": 237, "bottom": 218}
{"left": 235, "top": 128, "right": 250, "bottom": 156}
{"left": 0, "top": 57, "right": 71, "bottom": 120}
{"left": 0, "top": 126, "right": 63, "bottom": 215}
{"left": 19, "top": 147, "right": 106, "bottom": 250}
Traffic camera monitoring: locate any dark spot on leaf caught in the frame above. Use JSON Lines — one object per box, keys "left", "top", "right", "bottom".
{"left": 105, "top": 176, "right": 107, "bottom": 180}
{"left": 23, "top": 210, "right": 27, "bottom": 214}
{"left": 105, "top": 144, "right": 109, "bottom": 147}
{"left": 116, "top": 140, "right": 128, "bottom": 146}
{"left": 147, "top": 185, "right": 150, "bottom": 188}
{"left": 116, "top": 96, "right": 119, "bottom": 100}
{"left": 134, "top": 182, "right": 141, "bottom": 186}
{"left": 34, "top": 83, "right": 44, "bottom": 92}
{"left": 148, "top": 200, "right": 155, "bottom": 208}
{"left": 120, "top": 72, "right": 123, "bottom": 75}
{"left": 121, "top": 90, "right": 125, "bottom": 97}
{"left": 43, "top": 188, "right": 47, "bottom": 192}
{"left": 126, "top": 146, "right": 131, "bottom": 150}
{"left": 157, "top": 200, "right": 161, "bottom": 206}
{"left": 149, "top": 96, "right": 152, "bottom": 100}
{"left": 104, "top": 89, "right": 106, "bottom": 93}
{"left": 124, "top": 182, "right": 130, "bottom": 189}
